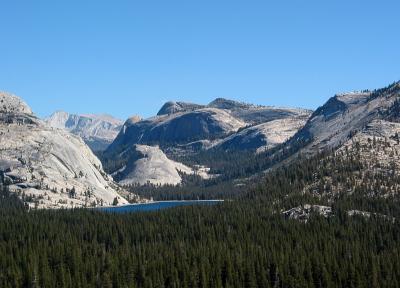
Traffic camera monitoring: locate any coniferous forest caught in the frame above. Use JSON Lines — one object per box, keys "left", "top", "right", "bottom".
{"left": 1, "top": 149, "right": 400, "bottom": 288}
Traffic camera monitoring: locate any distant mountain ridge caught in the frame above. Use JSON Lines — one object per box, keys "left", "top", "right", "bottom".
{"left": 110, "top": 82, "right": 400, "bottom": 189}
{"left": 45, "top": 111, "right": 126, "bottom": 151}
{"left": 109, "top": 97, "right": 311, "bottom": 152}
{"left": 104, "top": 97, "right": 311, "bottom": 186}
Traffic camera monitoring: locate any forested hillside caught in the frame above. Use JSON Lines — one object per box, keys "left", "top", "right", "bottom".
{"left": 1, "top": 144, "right": 400, "bottom": 287}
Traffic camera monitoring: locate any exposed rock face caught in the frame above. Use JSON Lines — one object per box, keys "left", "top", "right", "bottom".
{"left": 46, "top": 111, "right": 123, "bottom": 151}
{"left": 208, "top": 98, "right": 252, "bottom": 110}
{"left": 108, "top": 108, "right": 246, "bottom": 154}
{"left": 127, "top": 115, "right": 142, "bottom": 124}
{"left": 157, "top": 101, "right": 205, "bottom": 116}
{"left": 0, "top": 92, "right": 129, "bottom": 208}
{"left": 214, "top": 116, "right": 309, "bottom": 152}
{"left": 105, "top": 98, "right": 311, "bottom": 185}
{"left": 108, "top": 99, "right": 310, "bottom": 154}
{"left": 288, "top": 82, "right": 400, "bottom": 155}
{"left": 208, "top": 98, "right": 311, "bottom": 125}
{"left": 112, "top": 145, "right": 210, "bottom": 186}
{"left": 0, "top": 92, "right": 33, "bottom": 114}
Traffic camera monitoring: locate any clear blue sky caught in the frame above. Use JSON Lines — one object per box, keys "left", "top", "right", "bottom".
{"left": 1, "top": 0, "right": 399, "bottom": 120}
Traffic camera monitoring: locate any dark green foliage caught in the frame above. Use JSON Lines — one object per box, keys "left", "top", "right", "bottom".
{"left": 1, "top": 181, "right": 400, "bottom": 287}
{"left": 0, "top": 192, "right": 399, "bottom": 288}
{"left": 369, "top": 81, "right": 400, "bottom": 101}
{"left": 172, "top": 139, "right": 311, "bottom": 183}
{"left": 2, "top": 144, "right": 400, "bottom": 287}
{"left": 125, "top": 178, "right": 244, "bottom": 201}
{"left": 0, "top": 184, "right": 26, "bottom": 211}
{"left": 112, "top": 197, "right": 119, "bottom": 206}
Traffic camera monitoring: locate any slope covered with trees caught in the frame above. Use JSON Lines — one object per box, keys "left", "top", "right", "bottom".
{"left": 1, "top": 144, "right": 400, "bottom": 287}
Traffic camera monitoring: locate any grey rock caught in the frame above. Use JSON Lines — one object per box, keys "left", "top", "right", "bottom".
{"left": 157, "top": 101, "right": 205, "bottom": 116}
{"left": 0, "top": 92, "right": 131, "bottom": 209}
{"left": 108, "top": 107, "right": 246, "bottom": 155}
{"left": 208, "top": 97, "right": 312, "bottom": 125}
{"left": 214, "top": 116, "right": 309, "bottom": 152}
{"left": 288, "top": 82, "right": 400, "bottom": 155}
{"left": 105, "top": 98, "right": 312, "bottom": 185}
{"left": 46, "top": 111, "right": 124, "bottom": 151}
{"left": 113, "top": 145, "right": 211, "bottom": 186}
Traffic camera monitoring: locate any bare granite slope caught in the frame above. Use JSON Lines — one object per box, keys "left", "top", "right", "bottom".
{"left": 105, "top": 98, "right": 312, "bottom": 186}
{"left": 113, "top": 144, "right": 211, "bottom": 186}
{"left": 288, "top": 82, "right": 400, "bottom": 155}
{"left": 214, "top": 116, "right": 309, "bottom": 152}
{"left": 0, "top": 92, "right": 131, "bottom": 208}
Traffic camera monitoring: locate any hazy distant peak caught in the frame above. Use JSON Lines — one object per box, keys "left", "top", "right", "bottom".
{"left": 48, "top": 111, "right": 123, "bottom": 125}
{"left": 45, "top": 111, "right": 124, "bottom": 151}
{"left": 80, "top": 113, "right": 123, "bottom": 125}
{"left": 46, "top": 111, "right": 70, "bottom": 128}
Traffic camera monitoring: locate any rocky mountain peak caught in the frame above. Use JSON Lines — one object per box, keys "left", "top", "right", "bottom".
{"left": 126, "top": 115, "right": 142, "bottom": 125}
{"left": 81, "top": 113, "right": 123, "bottom": 126}
{"left": 157, "top": 101, "right": 177, "bottom": 115}
{"left": 0, "top": 92, "right": 33, "bottom": 115}
{"left": 335, "top": 92, "right": 370, "bottom": 105}
{"left": 208, "top": 98, "right": 253, "bottom": 110}
{"left": 46, "top": 111, "right": 70, "bottom": 128}
{"left": 285, "top": 81, "right": 400, "bottom": 159}
{"left": 157, "top": 101, "right": 204, "bottom": 116}
{"left": 46, "top": 111, "right": 124, "bottom": 152}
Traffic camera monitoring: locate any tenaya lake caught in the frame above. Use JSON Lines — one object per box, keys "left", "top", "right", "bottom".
{"left": 99, "top": 200, "right": 224, "bottom": 213}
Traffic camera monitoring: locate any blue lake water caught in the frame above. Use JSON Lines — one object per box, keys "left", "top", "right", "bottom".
{"left": 99, "top": 200, "right": 224, "bottom": 213}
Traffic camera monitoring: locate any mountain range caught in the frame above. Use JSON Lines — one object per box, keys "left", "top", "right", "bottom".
{"left": 45, "top": 111, "right": 126, "bottom": 151}
{"left": 1, "top": 81, "right": 400, "bottom": 208}
{"left": 103, "top": 98, "right": 310, "bottom": 185}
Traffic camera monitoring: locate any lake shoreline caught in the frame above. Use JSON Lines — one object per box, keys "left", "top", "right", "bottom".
{"left": 99, "top": 199, "right": 225, "bottom": 209}
{"left": 98, "top": 200, "right": 225, "bottom": 213}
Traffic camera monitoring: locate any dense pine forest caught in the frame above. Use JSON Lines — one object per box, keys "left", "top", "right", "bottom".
{"left": 1, "top": 146, "right": 400, "bottom": 287}
{"left": 0, "top": 188, "right": 399, "bottom": 287}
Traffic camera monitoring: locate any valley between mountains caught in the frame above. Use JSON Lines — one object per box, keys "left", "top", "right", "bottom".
{"left": 1, "top": 81, "right": 400, "bottom": 217}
